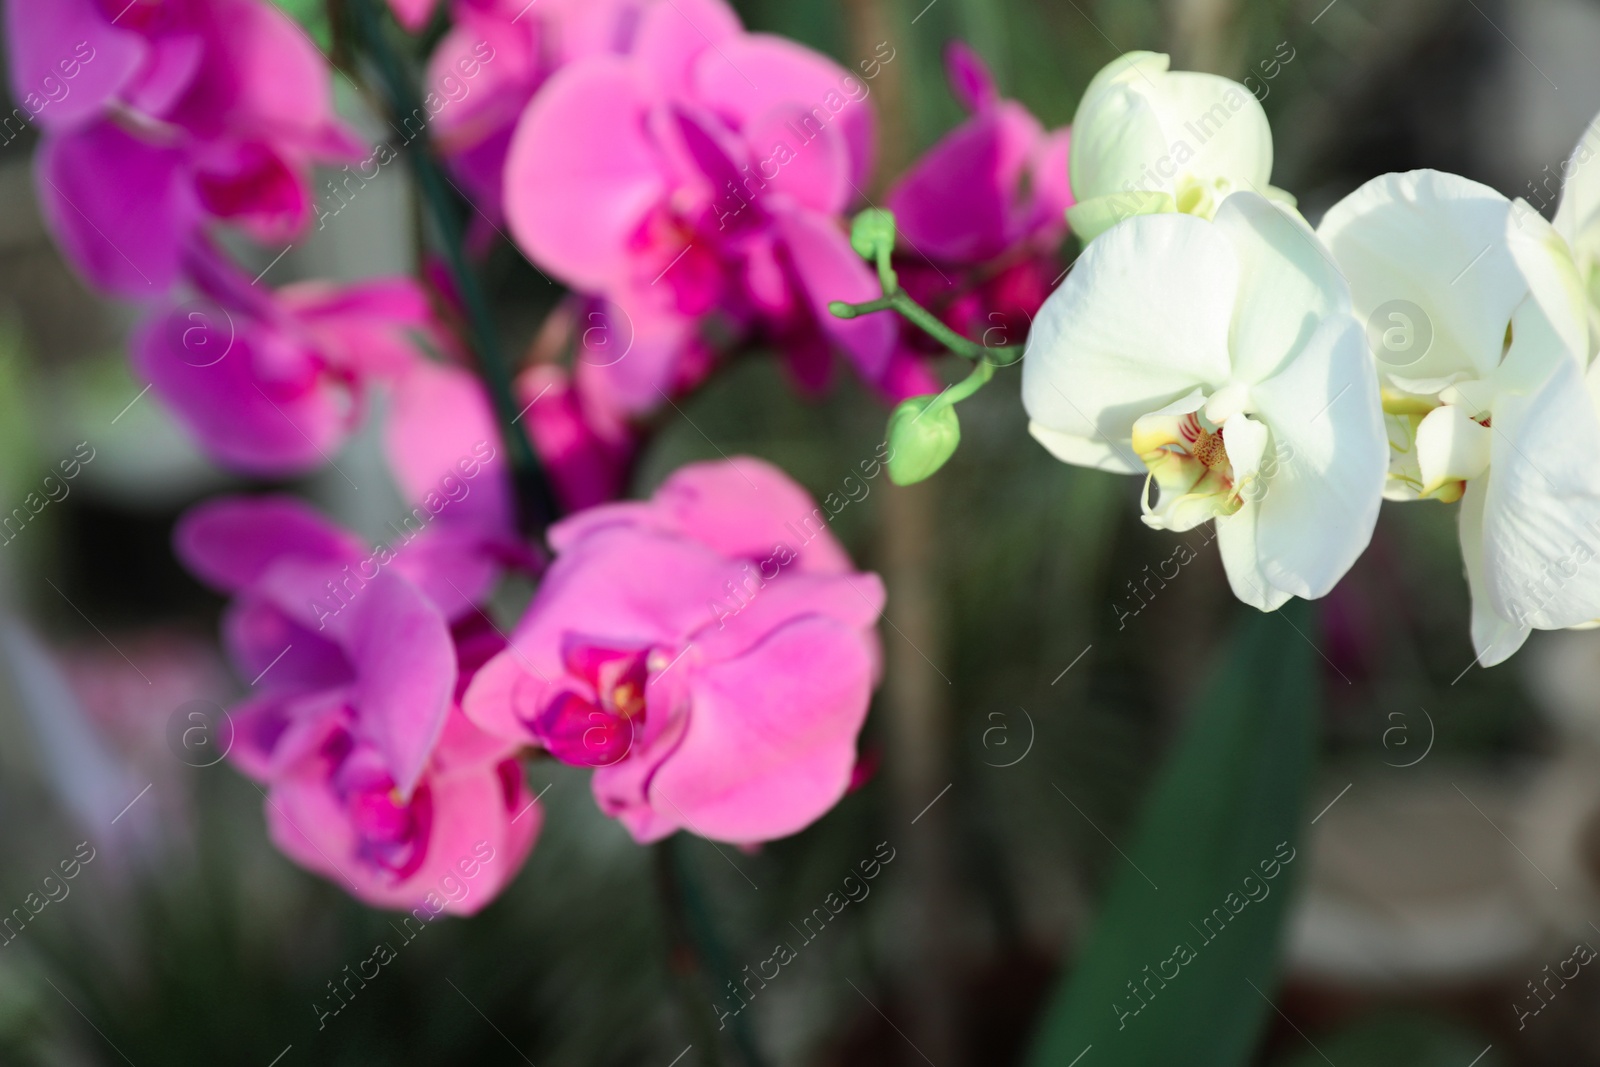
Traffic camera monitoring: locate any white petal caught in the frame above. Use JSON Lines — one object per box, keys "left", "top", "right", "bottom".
{"left": 1504, "top": 201, "right": 1591, "bottom": 369}
{"left": 1215, "top": 500, "right": 1294, "bottom": 611}
{"left": 1028, "top": 422, "right": 1144, "bottom": 474}
{"left": 1069, "top": 53, "right": 1175, "bottom": 204}
{"left": 1459, "top": 478, "right": 1531, "bottom": 667}
{"left": 1247, "top": 314, "right": 1387, "bottom": 600}
{"left": 1317, "top": 170, "right": 1532, "bottom": 382}
{"left": 1479, "top": 354, "right": 1600, "bottom": 630}
{"left": 1021, "top": 212, "right": 1236, "bottom": 462}
{"left": 1553, "top": 110, "right": 1600, "bottom": 255}
{"left": 1212, "top": 192, "right": 1352, "bottom": 384}
{"left": 1554, "top": 113, "right": 1600, "bottom": 355}
{"left": 1222, "top": 410, "right": 1268, "bottom": 484}
{"left": 1149, "top": 71, "right": 1274, "bottom": 192}
{"left": 1413, "top": 404, "right": 1491, "bottom": 497}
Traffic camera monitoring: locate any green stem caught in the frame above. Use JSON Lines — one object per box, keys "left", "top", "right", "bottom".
{"left": 653, "top": 840, "right": 768, "bottom": 1067}
{"left": 829, "top": 290, "right": 1023, "bottom": 367}
{"left": 347, "top": 0, "right": 559, "bottom": 537}
{"left": 938, "top": 358, "right": 995, "bottom": 408}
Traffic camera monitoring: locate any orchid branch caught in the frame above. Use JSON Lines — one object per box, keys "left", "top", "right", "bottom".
{"left": 348, "top": 0, "right": 560, "bottom": 536}
{"left": 828, "top": 209, "right": 1022, "bottom": 484}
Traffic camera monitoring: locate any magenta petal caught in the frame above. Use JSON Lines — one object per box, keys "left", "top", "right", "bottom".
{"left": 180, "top": 0, "right": 355, "bottom": 151}
{"left": 646, "top": 615, "right": 874, "bottom": 842}
{"left": 175, "top": 495, "right": 363, "bottom": 592}
{"left": 546, "top": 455, "right": 856, "bottom": 573}
{"left": 1030, "top": 126, "right": 1075, "bottom": 224}
{"left": 774, "top": 208, "right": 895, "bottom": 382}
{"left": 693, "top": 572, "right": 884, "bottom": 663}
{"left": 887, "top": 109, "right": 1016, "bottom": 263}
{"left": 133, "top": 305, "right": 353, "bottom": 475}
{"left": 432, "top": 702, "right": 518, "bottom": 772}
{"left": 383, "top": 359, "right": 513, "bottom": 539}
{"left": 510, "top": 527, "right": 733, "bottom": 661}
{"left": 632, "top": 0, "right": 742, "bottom": 97}
{"left": 36, "top": 122, "right": 195, "bottom": 296}
{"left": 944, "top": 40, "right": 998, "bottom": 113}
{"left": 428, "top": 13, "right": 540, "bottom": 147}
{"left": 225, "top": 690, "right": 303, "bottom": 781}
{"left": 743, "top": 104, "right": 850, "bottom": 215}
{"left": 573, "top": 302, "right": 703, "bottom": 416}
{"left": 5, "top": 0, "right": 145, "bottom": 131}
{"left": 461, "top": 648, "right": 547, "bottom": 744}
{"left": 504, "top": 57, "right": 668, "bottom": 291}
{"left": 655, "top": 455, "right": 856, "bottom": 573}
{"left": 123, "top": 33, "right": 205, "bottom": 117}
{"left": 692, "top": 35, "right": 875, "bottom": 190}
{"left": 520, "top": 364, "right": 632, "bottom": 513}
{"left": 193, "top": 140, "right": 310, "bottom": 242}
{"left": 221, "top": 597, "right": 351, "bottom": 694}
{"left": 280, "top": 276, "right": 432, "bottom": 379}
{"left": 411, "top": 757, "right": 540, "bottom": 915}
{"left": 343, "top": 573, "right": 457, "bottom": 797}
{"left": 389, "top": 524, "right": 506, "bottom": 621}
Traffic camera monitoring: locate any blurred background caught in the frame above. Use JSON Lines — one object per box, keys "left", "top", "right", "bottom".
{"left": 3, "top": 0, "right": 1600, "bottom": 1063}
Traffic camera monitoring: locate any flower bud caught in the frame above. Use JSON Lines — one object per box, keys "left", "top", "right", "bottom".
{"left": 1066, "top": 51, "right": 1294, "bottom": 242}
{"left": 886, "top": 396, "right": 960, "bottom": 485}
{"left": 850, "top": 208, "right": 898, "bottom": 261}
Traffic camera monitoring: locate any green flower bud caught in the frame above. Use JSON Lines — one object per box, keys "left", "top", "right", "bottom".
{"left": 850, "top": 208, "right": 897, "bottom": 261}
{"left": 886, "top": 396, "right": 960, "bottom": 485}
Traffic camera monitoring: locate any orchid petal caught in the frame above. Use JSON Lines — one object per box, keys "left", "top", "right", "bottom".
{"left": 1212, "top": 192, "right": 1351, "bottom": 385}
{"left": 645, "top": 615, "right": 873, "bottom": 843}
{"left": 175, "top": 495, "right": 362, "bottom": 592}
{"left": 1247, "top": 314, "right": 1386, "bottom": 599}
{"left": 1021, "top": 211, "right": 1236, "bottom": 452}
{"left": 1459, "top": 479, "right": 1531, "bottom": 667}
{"left": 1413, "top": 403, "right": 1491, "bottom": 497}
{"left": 1317, "top": 170, "right": 1538, "bottom": 382}
{"left": 344, "top": 573, "right": 457, "bottom": 797}
{"left": 504, "top": 57, "right": 667, "bottom": 292}
{"left": 1478, "top": 354, "right": 1600, "bottom": 631}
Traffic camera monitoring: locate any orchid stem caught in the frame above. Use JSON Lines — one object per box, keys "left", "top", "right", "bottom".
{"left": 653, "top": 839, "right": 767, "bottom": 1067}
{"left": 939, "top": 357, "right": 996, "bottom": 408}
{"left": 347, "top": 0, "right": 559, "bottom": 537}
{"left": 829, "top": 288, "right": 1023, "bottom": 368}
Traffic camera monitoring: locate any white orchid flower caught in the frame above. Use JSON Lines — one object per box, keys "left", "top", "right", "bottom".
{"left": 1022, "top": 192, "right": 1386, "bottom": 611}
{"left": 1065, "top": 51, "right": 1297, "bottom": 243}
{"left": 1319, "top": 169, "right": 1600, "bottom": 666}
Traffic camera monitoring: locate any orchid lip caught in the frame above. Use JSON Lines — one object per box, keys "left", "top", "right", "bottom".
{"left": 1133, "top": 405, "right": 1254, "bottom": 532}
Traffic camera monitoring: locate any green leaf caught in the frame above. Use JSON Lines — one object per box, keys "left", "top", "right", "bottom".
{"left": 1024, "top": 600, "right": 1319, "bottom": 1067}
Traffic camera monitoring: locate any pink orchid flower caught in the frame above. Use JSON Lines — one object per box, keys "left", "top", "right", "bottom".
{"left": 887, "top": 42, "right": 1072, "bottom": 359}
{"left": 176, "top": 495, "right": 538, "bottom": 913}
{"left": 464, "top": 457, "right": 884, "bottom": 845}
{"left": 134, "top": 245, "right": 434, "bottom": 475}
{"left": 502, "top": 0, "right": 895, "bottom": 412}
{"left": 10, "top": 0, "right": 362, "bottom": 296}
